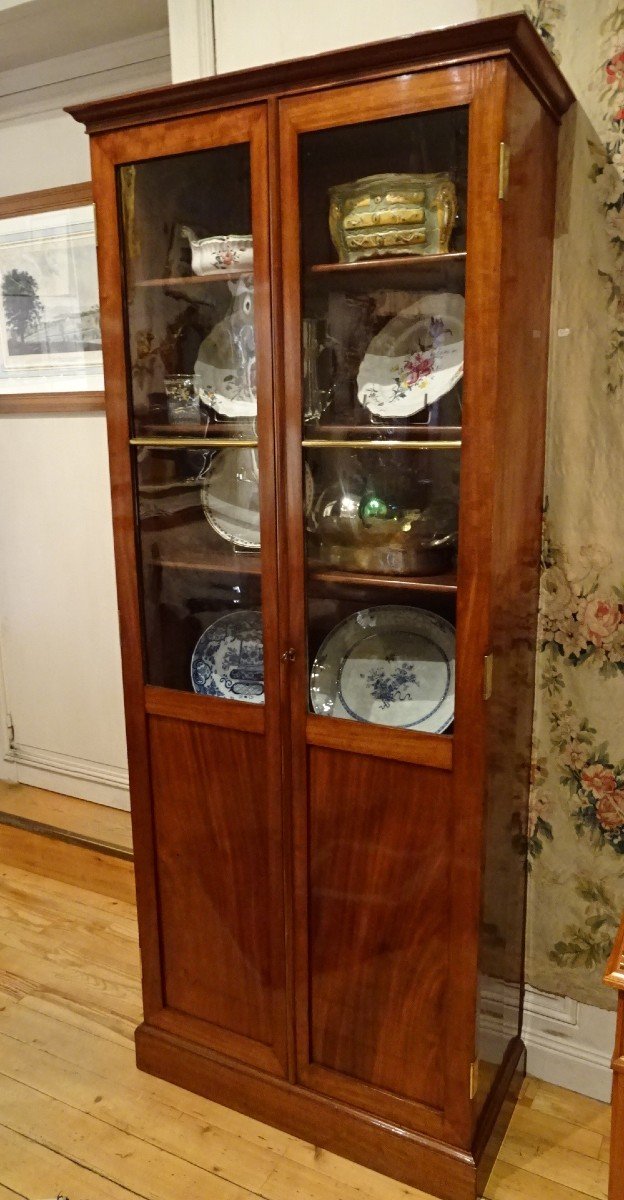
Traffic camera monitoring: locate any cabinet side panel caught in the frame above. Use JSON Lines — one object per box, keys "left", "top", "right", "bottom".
{"left": 475, "top": 69, "right": 558, "bottom": 1112}
{"left": 149, "top": 716, "right": 275, "bottom": 1048}
{"left": 307, "top": 747, "right": 451, "bottom": 1111}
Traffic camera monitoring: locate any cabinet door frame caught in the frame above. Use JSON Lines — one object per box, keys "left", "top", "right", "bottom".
{"left": 278, "top": 61, "right": 508, "bottom": 1144}
{"left": 90, "top": 102, "right": 290, "bottom": 1077}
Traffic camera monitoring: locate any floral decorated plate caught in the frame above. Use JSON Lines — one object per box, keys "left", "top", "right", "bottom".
{"left": 191, "top": 610, "right": 263, "bottom": 703}
{"left": 194, "top": 276, "right": 256, "bottom": 419}
{"left": 310, "top": 604, "right": 455, "bottom": 731}
{"left": 357, "top": 292, "right": 464, "bottom": 418}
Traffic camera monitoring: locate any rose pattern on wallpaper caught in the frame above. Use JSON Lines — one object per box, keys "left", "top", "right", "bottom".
{"left": 528, "top": 527, "right": 624, "bottom": 1000}
{"left": 540, "top": 530, "right": 624, "bottom": 684}
{"left": 550, "top": 877, "right": 622, "bottom": 968}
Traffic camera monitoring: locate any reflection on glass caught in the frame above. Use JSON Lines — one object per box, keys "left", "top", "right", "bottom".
{"left": 135, "top": 446, "right": 263, "bottom": 699}
{"left": 299, "top": 108, "right": 468, "bottom": 731}
{"left": 118, "top": 144, "right": 256, "bottom": 438}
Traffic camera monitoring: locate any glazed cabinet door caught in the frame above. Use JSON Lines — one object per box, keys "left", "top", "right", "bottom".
{"left": 91, "top": 105, "right": 288, "bottom": 1076}
{"left": 278, "top": 63, "right": 506, "bottom": 1140}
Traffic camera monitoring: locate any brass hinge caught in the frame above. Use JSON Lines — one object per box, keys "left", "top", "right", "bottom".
{"left": 5, "top": 711, "right": 14, "bottom": 749}
{"left": 483, "top": 653, "right": 494, "bottom": 701}
{"left": 498, "top": 141, "right": 510, "bottom": 200}
{"left": 470, "top": 1058, "right": 479, "bottom": 1100}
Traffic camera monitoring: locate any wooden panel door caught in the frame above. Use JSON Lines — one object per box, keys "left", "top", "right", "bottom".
{"left": 278, "top": 62, "right": 508, "bottom": 1142}
{"left": 90, "top": 104, "right": 289, "bottom": 1077}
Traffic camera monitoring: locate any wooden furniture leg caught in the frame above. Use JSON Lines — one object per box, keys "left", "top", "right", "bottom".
{"left": 605, "top": 914, "right": 624, "bottom": 1200}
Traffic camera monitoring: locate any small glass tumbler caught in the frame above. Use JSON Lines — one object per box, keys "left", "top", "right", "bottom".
{"left": 164, "top": 373, "right": 204, "bottom": 425}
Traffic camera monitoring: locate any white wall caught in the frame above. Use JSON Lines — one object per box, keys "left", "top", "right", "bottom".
{"left": 213, "top": 0, "right": 479, "bottom": 72}
{"left": 0, "top": 22, "right": 171, "bottom": 807}
{"left": 0, "top": 112, "right": 89, "bottom": 194}
{"left": 0, "top": 415, "right": 129, "bottom": 806}
{"left": 166, "top": 0, "right": 482, "bottom": 80}
{"left": 0, "top": 106, "right": 127, "bottom": 804}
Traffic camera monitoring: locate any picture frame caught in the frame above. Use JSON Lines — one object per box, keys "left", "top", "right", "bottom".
{"left": 0, "top": 182, "right": 104, "bottom": 413}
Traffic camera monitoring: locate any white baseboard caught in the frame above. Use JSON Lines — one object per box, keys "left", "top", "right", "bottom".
{"left": 4, "top": 743, "right": 130, "bottom": 811}
{"left": 479, "top": 977, "right": 615, "bottom": 1102}
{"left": 523, "top": 985, "right": 615, "bottom": 1103}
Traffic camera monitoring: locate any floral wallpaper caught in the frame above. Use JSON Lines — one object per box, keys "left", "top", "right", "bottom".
{"left": 479, "top": 0, "right": 624, "bottom": 1009}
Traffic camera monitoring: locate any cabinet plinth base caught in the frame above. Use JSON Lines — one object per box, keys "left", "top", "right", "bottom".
{"left": 135, "top": 1023, "right": 525, "bottom": 1200}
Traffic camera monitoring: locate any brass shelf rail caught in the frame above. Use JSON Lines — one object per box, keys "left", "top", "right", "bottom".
{"left": 302, "top": 439, "right": 462, "bottom": 450}
{"left": 129, "top": 437, "right": 259, "bottom": 448}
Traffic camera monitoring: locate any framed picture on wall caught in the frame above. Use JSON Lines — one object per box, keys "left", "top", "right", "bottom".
{"left": 0, "top": 183, "right": 104, "bottom": 413}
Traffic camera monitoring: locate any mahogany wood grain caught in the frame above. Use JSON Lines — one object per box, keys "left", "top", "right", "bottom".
{"left": 148, "top": 715, "right": 283, "bottom": 1072}
{"left": 474, "top": 64, "right": 559, "bottom": 1141}
{"left": 144, "top": 685, "right": 265, "bottom": 732}
{"left": 0, "top": 392, "right": 104, "bottom": 414}
{"left": 306, "top": 712, "right": 453, "bottom": 769}
{"left": 136, "top": 1022, "right": 478, "bottom": 1200}
{"left": 278, "top": 68, "right": 476, "bottom": 1150}
{"left": 68, "top": 13, "right": 573, "bottom": 134}
{"left": 0, "top": 181, "right": 92, "bottom": 217}
{"left": 88, "top": 104, "right": 288, "bottom": 1075}
{"left": 605, "top": 913, "right": 624, "bottom": 1200}
{"left": 309, "top": 251, "right": 467, "bottom": 274}
{"left": 608, "top": 1001, "right": 624, "bottom": 1200}
{"left": 89, "top": 132, "right": 164, "bottom": 1021}
{"left": 308, "top": 567, "right": 458, "bottom": 593}
{"left": 73, "top": 21, "right": 574, "bottom": 1199}
{"left": 267, "top": 95, "right": 297, "bottom": 1084}
{"left": 304, "top": 748, "right": 451, "bottom": 1121}
{"left": 134, "top": 269, "right": 249, "bottom": 286}
{"left": 473, "top": 1037, "right": 526, "bottom": 1198}
{"left": 439, "top": 59, "right": 509, "bottom": 1148}
{"left": 605, "top": 913, "right": 624, "bottom": 990}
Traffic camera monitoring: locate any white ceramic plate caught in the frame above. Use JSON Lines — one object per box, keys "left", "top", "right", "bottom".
{"left": 357, "top": 292, "right": 464, "bottom": 418}
{"left": 201, "top": 447, "right": 261, "bottom": 550}
{"left": 194, "top": 276, "right": 257, "bottom": 419}
{"left": 310, "top": 604, "right": 455, "bottom": 731}
{"left": 201, "top": 454, "right": 313, "bottom": 550}
{"left": 190, "top": 610, "right": 263, "bottom": 703}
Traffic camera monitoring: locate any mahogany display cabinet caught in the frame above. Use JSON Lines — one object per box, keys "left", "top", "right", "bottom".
{"left": 70, "top": 15, "right": 574, "bottom": 1199}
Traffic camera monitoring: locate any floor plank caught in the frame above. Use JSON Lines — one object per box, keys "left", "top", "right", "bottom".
{"left": 0, "top": 1123, "right": 145, "bottom": 1200}
{"left": 528, "top": 1081, "right": 612, "bottom": 1138}
{"left": 0, "top": 823, "right": 135, "bottom": 902}
{"left": 485, "top": 1159, "right": 603, "bottom": 1200}
{"left": 497, "top": 1131, "right": 608, "bottom": 1198}
{"left": 0, "top": 779, "right": 133, "bottom": 853}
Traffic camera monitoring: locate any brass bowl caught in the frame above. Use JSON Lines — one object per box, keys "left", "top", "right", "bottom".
{"left": 328, "top": 172, "right": 457, "bottom": 263}
{"left": 309, "top": 486, "right": 457, "bottom": 576}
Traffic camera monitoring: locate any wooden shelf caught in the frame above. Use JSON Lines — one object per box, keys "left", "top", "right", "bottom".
{"left": 308, "top": 252, "right": 466, "bottom": 276}
{"left": 304, "top": 424, "right": 462, "bottom": 439}
{"left": 142, "top": 518, "right": 261, "bottom": 576}
{"left": 138, "top": 421, "right": 255, "bottom": 439}
{"left": 150, "top": 549, "right": 261, "bottom": 575}
{"left": 134, "top": 268, "right": 251, "bottom": 287}
{"left": 308, "top": 566, "right": 457, "bottom": 593}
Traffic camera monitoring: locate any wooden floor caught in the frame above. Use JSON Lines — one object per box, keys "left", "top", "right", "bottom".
{"left": 0, "top": 779, "right": 133, "bottom": 855}
{"left": 0, "top": 822, "right": 612, "bottom": 1200}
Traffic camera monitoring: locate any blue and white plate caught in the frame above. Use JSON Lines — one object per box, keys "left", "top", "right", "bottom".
{"left": 310, "top": 605, "right": 455, "bottom": 731}
{"left": 191, "top": 610, "right": 264, "bottom": 703}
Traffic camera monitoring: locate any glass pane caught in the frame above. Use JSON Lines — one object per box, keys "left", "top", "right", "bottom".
{"left": 119, "top": 144, "right": 255, "bottom": 438}
{"left": 118, "top": 140, "right": 264, "bottom": 699}
{"left": 135, "top": 445, "right": 263, "bottom": 698}
{"left": 300, "top": 107, "right": 468, "bottom": 733}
